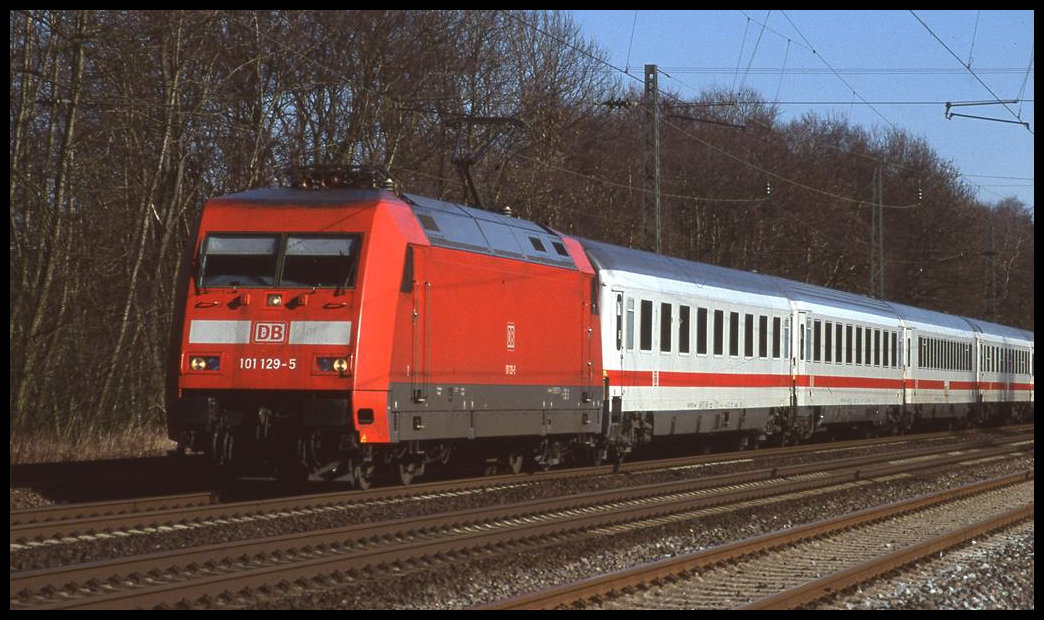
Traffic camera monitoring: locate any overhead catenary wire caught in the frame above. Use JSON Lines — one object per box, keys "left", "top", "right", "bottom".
{"left": 508, "top": 11, "right": 930, "bottom": 208}
{"left": 909, "top": 10, "right": 1033, "bottom": 135}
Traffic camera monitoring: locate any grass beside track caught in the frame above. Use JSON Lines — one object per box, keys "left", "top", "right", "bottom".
{"left": 9, "top": 425, "right": 175, "bottom": 465}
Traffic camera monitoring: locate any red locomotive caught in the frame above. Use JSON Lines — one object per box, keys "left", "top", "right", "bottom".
{"left": 166, "top": 167, "right": 605, "bottom": 487}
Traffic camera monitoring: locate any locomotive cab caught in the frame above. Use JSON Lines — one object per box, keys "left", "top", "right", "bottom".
{"left": 166, "top": 170, "right": 423, "bottom": 485}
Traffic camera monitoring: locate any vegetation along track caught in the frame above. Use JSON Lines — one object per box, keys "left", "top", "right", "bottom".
{"left": 483, "top": 472, "right": 1033, "bottom": 610}
{"left": 10, "top": 431, "right": 1032, "bottom": 610}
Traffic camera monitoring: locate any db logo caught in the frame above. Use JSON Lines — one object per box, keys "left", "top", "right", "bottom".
{"left": 253, "top": 321, "right": 287, "bottom": 343}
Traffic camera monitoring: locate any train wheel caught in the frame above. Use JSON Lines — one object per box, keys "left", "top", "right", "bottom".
{"left": 398, "top": 460, "right": 424, "bottom": 486}
{"left": 507, "top": 452, "right": 524, "bottom": 475}
{"left": 584, "top": 444, "right": 607, "bottom": 467}
{"left": 211, "top": 429, "right": 234, "bottom": 467}
{"left": 354, "top": 461, "right": 375, "bottom": 490}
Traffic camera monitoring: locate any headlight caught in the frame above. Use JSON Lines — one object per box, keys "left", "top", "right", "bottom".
{"left": 189, "top": 356, "right": 220, "bottom": 371}
{"left": 317, "top": 357, "right": 349, "bottom": 374}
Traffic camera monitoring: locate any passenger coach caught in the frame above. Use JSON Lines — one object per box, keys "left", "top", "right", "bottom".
{"left": 584, "top": 238, "right": 1033, "bottom": 453}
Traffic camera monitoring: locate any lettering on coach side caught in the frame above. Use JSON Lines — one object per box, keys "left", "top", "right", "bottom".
{"left": 507, "top": 322, "right": 516, "bottom": 351}
{"left": 253, "top": 321, "right": 288, "bottom": 344}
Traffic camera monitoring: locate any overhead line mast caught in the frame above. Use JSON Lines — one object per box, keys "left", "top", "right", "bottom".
{"left": 644, "top": 64, "right": 662, "bottom": 254}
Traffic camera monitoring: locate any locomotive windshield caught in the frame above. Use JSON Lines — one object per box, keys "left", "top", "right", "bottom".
{"left": 282, "top": 235, "right": 358, "bottom": 288}
{"left": 200, "top": 235, "right": 279, "bottom": 286}
{"left": 199, "top": 233, "right": 359, "bottom": 288}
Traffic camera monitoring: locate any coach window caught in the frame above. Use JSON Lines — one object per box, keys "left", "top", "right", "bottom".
{"left": 200, "top": 234, "right": 280, "bottom": 287}
{"left": 713, "top": 310, "right": 724, "bottom": 355}
{"left": 772, "top": 317, "right": 781, "bottom": 358}
{"left": 882, "top": 331, "right": 889, "bottom": 367}
{"left": 745, "top": 313, "right": 755, "bottom": 357}
{"left": 811, "top": 320, "right": 821, "bottom": 362}
{"left": 824, "top": 321, "right": 833, "bottom": 363}
{"left": 799, "top": 321, "right": 806, "bottom": 361}
{"left": 625, "top": 298, "right": 635, "bottom": 350}
{"left": 640, "top": 299, "right": 653, "bottom": 351}
{"left": 729, "top": 311, "right": 740, "bottom": 357}
{"left": 679, "top": 306, "right": 691, "bottom": 354}
{"left": 856, "top": 325, "right": 864, "bottom": 365}
{"left": 874, "top": 330, "right": 881, "bottom": 366}
{"left": 835, "top": 324, "right": 843, "bottom": 363}
{"left": 759, "top": 315, "right": 768, "bottom": 358}
{"left": 845, "top": 325, "right": 853, "bottom": 364}
{"left": 783, "top": 317, "right": 791, "bottom": 359}
{"left": 660, "top": 303, "right": 672, "bottom": 353}
{"left": 697, "top": 307, "right": 708, "bottom": 354}
{"left": 892, "top": 333, "right": 898, "bottom": 368}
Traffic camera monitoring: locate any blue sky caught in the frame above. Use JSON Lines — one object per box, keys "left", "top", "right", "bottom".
{"left": 568, "top": 10, "right": 1034, "bottom": 210}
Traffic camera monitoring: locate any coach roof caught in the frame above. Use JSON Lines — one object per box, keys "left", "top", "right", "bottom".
{"left": 582, "top": 237, "right": 901, "bottom": 320}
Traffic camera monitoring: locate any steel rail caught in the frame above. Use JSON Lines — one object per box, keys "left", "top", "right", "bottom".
{"left": 12, "top": 449, "right": 1031, "bottom": 608}
{"left": 740, "top": 503, "right": 1034, "bottom": 609}
{"left": 480, "top": 471, "right": 1034, "bottom": 610}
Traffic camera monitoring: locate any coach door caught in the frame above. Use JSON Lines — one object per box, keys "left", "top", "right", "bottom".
{"left": 793, "top": 311, "right": 810, "bottom": 401}
{"left": 902, "top": 326, "right": 913, "bottom": 412}
{"left": 612, "top": 290, "right": 640, "bottom": 393}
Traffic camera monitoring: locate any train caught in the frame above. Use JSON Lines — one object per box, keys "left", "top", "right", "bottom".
{"left": 165, "top": 166, "right": 1034, "bottom": 488}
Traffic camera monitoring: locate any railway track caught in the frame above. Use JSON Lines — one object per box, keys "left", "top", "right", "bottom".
{"left": 9, "top": 427, "right": 1025, "bottom": 543}
{"left": 10, "top": 434, "right": 1032, "bottom": 610}
{"left": 482, "top": 472, "right": 1033, "bottom": 610}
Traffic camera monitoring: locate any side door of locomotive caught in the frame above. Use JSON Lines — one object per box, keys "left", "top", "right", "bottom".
{"left": 406, "top": 245, "right": 431, "bottom": 405}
